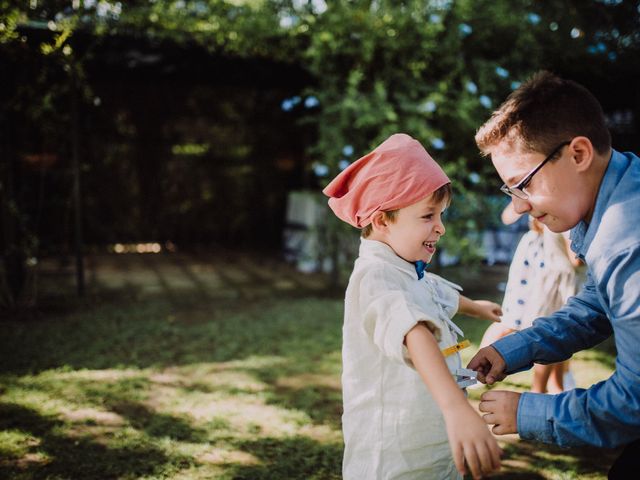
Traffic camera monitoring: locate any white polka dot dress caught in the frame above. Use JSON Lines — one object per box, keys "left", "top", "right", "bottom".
{"left": 501, "top": 228, "right": 578, "bottom": 330}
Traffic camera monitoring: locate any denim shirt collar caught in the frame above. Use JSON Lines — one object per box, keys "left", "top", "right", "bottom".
{"left": 570, "top": 149, "right": 623, "bottom": 258}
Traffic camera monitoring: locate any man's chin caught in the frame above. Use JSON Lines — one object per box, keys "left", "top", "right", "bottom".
{"left": 543, "top": 220, "right": 570, "bottom": 233}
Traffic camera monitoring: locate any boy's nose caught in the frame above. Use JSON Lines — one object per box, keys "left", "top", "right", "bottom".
{"left": 435, "top": 221, "right": 445, "bottom": 236}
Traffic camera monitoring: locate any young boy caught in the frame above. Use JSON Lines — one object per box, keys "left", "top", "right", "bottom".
{"left": 467, "top": 71, "right": 640, "bottom": 478}
{"left": 323, "top": 133, "right": 502, "bottom": 480}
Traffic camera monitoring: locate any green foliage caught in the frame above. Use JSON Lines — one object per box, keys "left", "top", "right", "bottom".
{"left": 2, "top": 0, "right": 640, "bottom": 276}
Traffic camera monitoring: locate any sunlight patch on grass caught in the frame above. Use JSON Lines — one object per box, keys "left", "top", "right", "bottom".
{"left": 276, "top": 373, "right": 341, "bottom": 391}
{"left": 0, "top": 430, "right": 42, "bottom": 459}
{"left": 170, "top": 394, "right": 312, "bottom": 436}
{"left": 2, "top": 370, "right": 151, "bottom": 417}
{"left": 2, "top": 383, "right": 84, "bottom": 417}
{"left": 60, "top": 407, "right": 125, "bottom": 425}
{"left": 197, "top": 447, "right": 261, "bottom": 466}
{"left": 0, "top": 452, "right": 51, "bottom": 470}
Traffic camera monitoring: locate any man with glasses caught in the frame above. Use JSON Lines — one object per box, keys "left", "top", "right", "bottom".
{"left": 467, "top": 71, "right": 640, "bottom": 479}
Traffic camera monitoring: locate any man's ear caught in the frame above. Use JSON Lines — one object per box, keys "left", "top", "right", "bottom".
{"left": 369, "top": 211, "right": 389, "bottom": 233}
{"left": 569, "top": 136, "right": 594, "bottom": 173}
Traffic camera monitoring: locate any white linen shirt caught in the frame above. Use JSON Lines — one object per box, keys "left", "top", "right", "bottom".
{"left": 342, "top": 239, "right": 464, "bottom": 480}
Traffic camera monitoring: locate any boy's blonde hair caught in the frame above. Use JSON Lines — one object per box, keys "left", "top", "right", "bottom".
{"left": 475, "top": 71, "right": 611, "bottom": 156}
{"left": 361, "top": 183, "right": 452, "bottom": 238}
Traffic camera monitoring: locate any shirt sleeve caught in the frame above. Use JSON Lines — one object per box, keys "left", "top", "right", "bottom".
{"left": 359, "top": 268, "right": 444, "bottom": 367}
{"left": 493, "top": 269, "right": 611, "bottom": 373}
{"left": 504, "top": 246, "right": 640, "bottom": 448}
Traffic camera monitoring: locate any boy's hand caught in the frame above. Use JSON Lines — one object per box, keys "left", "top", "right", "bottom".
{"left": 444, "top": 403, "right": 502, "bottom": 479}
{"left": 473, "top": 300, "right": 503, "bottom": 323}
{"left": 467, "top": 346, "right": 507, "bottom": 385}
{"left": 479, "top": 390, "right": 520, "bottom": 435}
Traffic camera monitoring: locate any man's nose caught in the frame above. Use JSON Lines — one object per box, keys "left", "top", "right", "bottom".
{"left": 511, "top": 196, "right": 532, "bottom": 214}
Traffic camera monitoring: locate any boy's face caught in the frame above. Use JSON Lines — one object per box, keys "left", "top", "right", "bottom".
{"left": 490, "top": 139, "right": 593, "bottom": 233}
{"left": 384, "top": 194, "right": 447, "bottom": 264}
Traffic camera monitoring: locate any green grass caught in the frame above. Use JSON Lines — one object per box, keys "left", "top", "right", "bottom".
{"left": 0, "top": 255, "right": 619, "bottom": 479}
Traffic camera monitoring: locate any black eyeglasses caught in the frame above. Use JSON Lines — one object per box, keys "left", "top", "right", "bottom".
{"left": 499, "top": 141, "right": 571, "bottom": 200}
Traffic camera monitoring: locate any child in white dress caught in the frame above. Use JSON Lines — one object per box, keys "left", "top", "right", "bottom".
{"left": 479, "top": 203, "right": 583, "bottom": 393}
{"left": 323, "top": 133, "right": 503, "bottom": 480}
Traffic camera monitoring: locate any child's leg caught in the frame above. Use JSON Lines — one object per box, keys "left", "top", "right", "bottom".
{"left": 532, "top": 363, "right": 553, "bottom": 393}
{"left": 532, "top": 361, "right": 569, "bottom": 393}
{"left": 547, "top": 362, "right": 567, "bottom": 393}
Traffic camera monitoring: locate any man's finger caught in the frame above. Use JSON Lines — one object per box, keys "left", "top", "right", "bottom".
{"left": 482, "top": 413, "right": 498, "bottom": 425}
{"left": 486, "top": 368, "right": 505, "bottom": 385}
{"left": 480, "top": 390, "right": 500, "bottom": 401}
{"left": 466, "top": 352, "right": 486, "bottom": 371}
{"left": 492, "top": 423, "right": 511, "bottom": 435}
{"left": 469, "top": 361, "right": 490, "bottom": 383}
{"left": 478, "top": 399, "right": 496, "bottom": 413}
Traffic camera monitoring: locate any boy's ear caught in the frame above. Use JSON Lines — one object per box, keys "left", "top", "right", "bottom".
{"left": 569, "top": 136, "right": 594, "bottom": 173}
{"left": 370, "top": 211, "right": 389, "bottom": 232}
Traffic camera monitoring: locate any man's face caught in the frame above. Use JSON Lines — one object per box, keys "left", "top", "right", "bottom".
{"left": 490, "top": 140, "right": 591, "bottom": 232}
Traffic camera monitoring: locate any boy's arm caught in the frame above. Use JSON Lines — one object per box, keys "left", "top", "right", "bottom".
{"left": 458, "top": 295, "right": 502, "bottom": 323}
{"left": 405, "top": 323, "right": 501, "bottom": 479}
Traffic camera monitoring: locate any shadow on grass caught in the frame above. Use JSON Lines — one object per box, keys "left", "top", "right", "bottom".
{"left": 0, "top": 402, "right": 182, "bottom": 480}
{"left": 229, "top": 436, "right": 342, "bottom": 480}
{"left": 494, "top": 439, "right": 619, "bottom": 479}
{"left": 109, "top": 401, "right": 209, "bottom": 443}
{"left": 0, "top": 295, "right": 344, "bottom": 375}
{"left": 4, "top": 373, "right": 211, "bottom": 443}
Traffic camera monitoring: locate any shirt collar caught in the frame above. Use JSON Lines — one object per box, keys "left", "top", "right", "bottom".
{"left": 571, "top": 149, "right": 623, "bottom": 257}
{"left": 358, "top": 238, "right": 418, "bottom": 279}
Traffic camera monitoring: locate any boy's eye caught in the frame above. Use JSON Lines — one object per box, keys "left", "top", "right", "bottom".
{"left": 422, "top": 214, "right": 434, "bottom": 220}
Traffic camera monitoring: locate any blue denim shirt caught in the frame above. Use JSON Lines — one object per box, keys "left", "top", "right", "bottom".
{"left": 493, "top": 149, "right": 640, "bottom": 448}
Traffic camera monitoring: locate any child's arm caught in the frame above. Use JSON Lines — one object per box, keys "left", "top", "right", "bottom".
{"left": 458, "top": 295, "right": 502, "bottom": 323}
{"left": 405, "top": 324, "right": 502, "bottom": 479}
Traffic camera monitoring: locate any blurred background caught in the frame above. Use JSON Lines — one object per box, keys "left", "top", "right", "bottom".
{"left": 0, "top": 1, "right": 637, "bottom": 479}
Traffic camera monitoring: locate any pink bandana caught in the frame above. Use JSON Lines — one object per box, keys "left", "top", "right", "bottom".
{"left": 323, "top": 133, "right": 450, "bottom": 228}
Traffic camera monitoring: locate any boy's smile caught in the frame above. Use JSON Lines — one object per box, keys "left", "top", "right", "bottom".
{"left": 423, "top": 241, "right": 436, "bottom": 255}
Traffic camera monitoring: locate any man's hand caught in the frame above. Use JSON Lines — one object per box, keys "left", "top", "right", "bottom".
{"left": 467, "top": 346, "right": 507, "bottom": 385}
{"left": 478, "top": 390, "right": 521, "bottom": 435}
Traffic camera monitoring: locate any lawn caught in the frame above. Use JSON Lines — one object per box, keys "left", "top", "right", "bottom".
{"left": 0, "top": 252, "right": 619, "bottom": 479}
